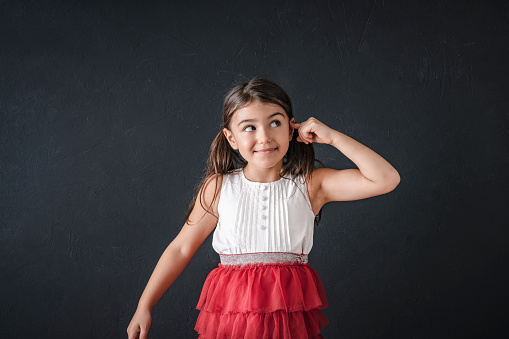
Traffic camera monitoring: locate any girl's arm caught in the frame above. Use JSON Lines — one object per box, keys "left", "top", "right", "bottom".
{"left": 127, "top": 175, "right": 222, "bottom": 339}
{"left": 291, "top": 118, "right": 400, "bottom": 206}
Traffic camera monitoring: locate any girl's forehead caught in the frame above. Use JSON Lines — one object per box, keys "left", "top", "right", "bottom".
{"left": 234, "top": 101, "right": 288, "bottom": 120}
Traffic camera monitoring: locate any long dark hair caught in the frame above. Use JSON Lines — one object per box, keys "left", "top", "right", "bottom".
{"left": 185, "top": 78, "right": 324, "bottom": 225}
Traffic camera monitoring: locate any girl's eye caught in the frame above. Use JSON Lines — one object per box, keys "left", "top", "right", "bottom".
{"left": 243, "top": 121, "right": 281, "bottom": 132}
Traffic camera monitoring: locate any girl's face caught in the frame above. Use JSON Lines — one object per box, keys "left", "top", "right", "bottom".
{"left": 223, "top": 100, "right": 294, "bottom": 171}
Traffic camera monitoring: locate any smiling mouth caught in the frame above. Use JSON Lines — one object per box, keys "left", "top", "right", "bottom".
{"left": 255, "top": 148, "right": 277, "bottom": 153}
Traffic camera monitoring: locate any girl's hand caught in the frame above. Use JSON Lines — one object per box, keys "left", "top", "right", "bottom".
{"left": 127, "top": 307, "right": 152, "bottom": 339}
{"left": 290, "top": 117, "right": 336, "bottom": 145}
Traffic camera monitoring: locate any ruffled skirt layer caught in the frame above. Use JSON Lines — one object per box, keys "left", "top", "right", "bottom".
{"left": 195, "top": 262, "right": 329, "bottom": 338}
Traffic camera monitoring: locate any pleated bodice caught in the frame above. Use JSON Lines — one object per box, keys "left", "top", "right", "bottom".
{"left": 212, "top": 168, "right": 316, "bottom": 255}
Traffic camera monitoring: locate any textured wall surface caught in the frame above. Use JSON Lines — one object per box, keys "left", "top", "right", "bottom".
{"left": 1, "top": 0, "right": 508, "bottom": 338}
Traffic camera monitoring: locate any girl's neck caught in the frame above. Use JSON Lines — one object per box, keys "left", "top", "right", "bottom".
{"left": 242, "top": 163, "right": 284, "bottom": 183}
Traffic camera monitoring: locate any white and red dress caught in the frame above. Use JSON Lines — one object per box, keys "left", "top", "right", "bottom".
{"left": 195, "top": 168, "right": 329, "bottom": 338}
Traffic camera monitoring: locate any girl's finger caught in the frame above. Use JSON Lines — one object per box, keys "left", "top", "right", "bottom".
{"left": 299, "top": 125, "right": 312, "bottom": 142}
{"left": 304, "top": 134, "right": 313, "bottom": 143}
{"left": 296, "top": 135, "right": 310, "bottom": 144}
{"left": 127, "top": 328, "right": 139, "bottom": 339}
{"left": 298, "top": 129, "right": 307, "bottom": 141}
{"left": 293, "top": 120, "right": 314, "bottom": 144}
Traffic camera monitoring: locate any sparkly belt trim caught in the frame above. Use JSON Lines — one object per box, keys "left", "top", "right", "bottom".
{"left": 219, "top": 252, "right": 309, "bottom": 266}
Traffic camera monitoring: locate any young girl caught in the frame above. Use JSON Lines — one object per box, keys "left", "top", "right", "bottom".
{"left": 127, "top": 78, "right": 400, "bottom": 339}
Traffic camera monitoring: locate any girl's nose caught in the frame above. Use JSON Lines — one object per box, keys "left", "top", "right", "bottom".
{"left": 257, "top": 127, "right": 272, "bottom": 143}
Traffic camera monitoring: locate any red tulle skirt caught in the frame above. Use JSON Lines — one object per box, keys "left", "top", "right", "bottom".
{"left": 195, "top": 262, "right": 329, "bottom": 338}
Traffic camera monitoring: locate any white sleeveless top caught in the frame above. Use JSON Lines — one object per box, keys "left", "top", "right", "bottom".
{"left": 212, "top": 168, "right": 316, "bottom": 255}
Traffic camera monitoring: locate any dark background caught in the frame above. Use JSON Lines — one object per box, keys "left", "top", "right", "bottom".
{"left": 1, "top": 0, "right": 508, "bottom": 338}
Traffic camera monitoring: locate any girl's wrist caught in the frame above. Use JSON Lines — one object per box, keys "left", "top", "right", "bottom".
{"left": 137, "top": 299, "right": 154, "bottom": 312}
{"left": 328, "top": 129, "right": 344, "bottom": 146}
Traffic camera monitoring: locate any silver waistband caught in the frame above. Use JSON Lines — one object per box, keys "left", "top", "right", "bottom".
{"left": 219, "top": 252, "right": 308, "bottom": 266}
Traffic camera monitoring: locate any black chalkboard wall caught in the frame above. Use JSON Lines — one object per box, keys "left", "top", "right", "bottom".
{"left": 1, "top": 0, "right": 508, "bottom": 338}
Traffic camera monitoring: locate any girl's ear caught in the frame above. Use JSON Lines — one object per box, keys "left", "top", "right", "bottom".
{"left": 289, "top": 118, "right": 295, "bottom": 141}
{"left": 223, "top": 128, "right": 238, "bottom": 150}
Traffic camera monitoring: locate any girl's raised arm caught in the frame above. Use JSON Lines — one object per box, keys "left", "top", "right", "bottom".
{"left": 127, "top": 174, "right": 222, "bottom": 339}
{"left": 291, "top": 118, "right": 400, "bottom": 206}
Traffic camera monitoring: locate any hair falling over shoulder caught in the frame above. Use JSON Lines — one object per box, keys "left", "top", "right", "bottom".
{"left": 185, "top": 78, "right": 324, "bottom": 226}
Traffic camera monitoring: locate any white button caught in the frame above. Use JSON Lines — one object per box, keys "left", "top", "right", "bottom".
{"left": 260, "top": 225, "right": 267, "bottom": 230}
{"left": 261, "top": 205, "right": 267, "bottom": 210}
{"left": 260, "top": 186, "right": 267, "bottom": 190}
{"left": 261, "top": 214, "right": 267, "bottom": 219}
{"left": 261, "top": 196, "right": 268, "bottom": 201}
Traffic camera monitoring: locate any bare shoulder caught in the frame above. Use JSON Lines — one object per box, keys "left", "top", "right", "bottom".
{"left": 197, "top": 173, "right": 224, "bottom": 218}
{"left": 176, "top": 173, "right": 224, "bottom": 258}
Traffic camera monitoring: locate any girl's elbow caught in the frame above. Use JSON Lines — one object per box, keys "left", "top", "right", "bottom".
{"left": 384, "top": 171, "right": 400, "bottom": 193}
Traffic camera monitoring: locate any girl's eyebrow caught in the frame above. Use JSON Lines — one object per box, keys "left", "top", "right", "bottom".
{"left": 237, "top": 112, "right": 285, "bottom": 127}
